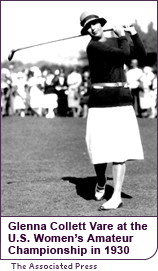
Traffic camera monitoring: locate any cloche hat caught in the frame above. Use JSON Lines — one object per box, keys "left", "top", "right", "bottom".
{"left": 80, "top": 11, "right": 107, "bottom": 35}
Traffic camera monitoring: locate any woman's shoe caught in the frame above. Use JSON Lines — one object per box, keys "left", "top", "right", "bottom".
{"left": 98, "top": 201, "right": 123, "bottom": 211}
{"left": 95, "top": 184, "right": 106, "bottom": 201}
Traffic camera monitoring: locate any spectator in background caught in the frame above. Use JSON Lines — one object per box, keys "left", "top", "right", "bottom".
{"left": 1, "top": 81, "right": 6, "bottom": 116}
{"left": 13, "top": 71, "right": 27, "bottom": 117}
{"left": 51, "top": 69, "right": 60, "bottom": 90}
{"left": 67, "top": 68, "right": 82, "bottom": 117}
{"left": 43, "top": 69, "right": 58, "bottom": 118}
{"left": 58, "top": 69, "right": 67, "bottom": 88}
{"left": 139, "top": 66, "right": 156, "bottom": 118}
{"left": 1, "top": 81, "right": 11, "bottom": 117}
{"left": 79, "top": 71, "right": 91, "bottom": 118}
{"left": 126, "top": 59, "right": 143, "bottom": 117}
{"left": 1, "top": 68, "right": 12, "bottom": 117}
{"left": 55, "top": 69, "right": 68, "bottom": 116}
{"left": 150, "top": 69, "right": 157, "bottom": 118}
{"left": 43, "top": 69, "right": 54, "bottom": 87}
{"left": 27, "top": 66, "right": 44, "bottom": 116}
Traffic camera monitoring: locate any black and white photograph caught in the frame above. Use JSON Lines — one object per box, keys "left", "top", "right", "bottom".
{"left": 1, "top": 1, "right": 157, "bottom": 269}
{"left": 1, "top": 0, "right": 157, "bottom": 216}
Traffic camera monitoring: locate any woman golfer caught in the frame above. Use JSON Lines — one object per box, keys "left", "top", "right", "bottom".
{"left": 80, "top": 11, "right": 146, "bottom": 210}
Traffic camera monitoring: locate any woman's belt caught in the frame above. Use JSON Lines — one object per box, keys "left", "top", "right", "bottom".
{"left": 88, "top": 85, "right": 133, "bottom": 108}
{"left": 92, "top": 82, "right": 128, "bottom": 89}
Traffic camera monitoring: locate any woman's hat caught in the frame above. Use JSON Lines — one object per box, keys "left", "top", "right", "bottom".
{"left": 80, "top": 11, "right": 107, "bottom": 35}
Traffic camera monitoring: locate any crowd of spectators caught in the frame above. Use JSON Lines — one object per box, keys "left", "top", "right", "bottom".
{"left": 1, "top": 60, "right": 157, "bottom": 119}
{"left": 125, "top": 59, "right": 157, "bottom": 118}
{"left": 1, "top": 66, "right": 90, "bottom": 118}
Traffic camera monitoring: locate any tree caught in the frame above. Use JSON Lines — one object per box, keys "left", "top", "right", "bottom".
{"left": 134, "top": 21, "right": 157, "bottom": 54}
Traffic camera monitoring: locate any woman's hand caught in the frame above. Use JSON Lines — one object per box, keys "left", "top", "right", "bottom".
{"left": 113, "top": 26, "right": 126, "bottom": 37}
{"left": 123, "top": 25, "right": 137, "bottom": 36}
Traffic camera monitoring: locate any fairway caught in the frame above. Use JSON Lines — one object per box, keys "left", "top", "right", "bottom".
{"left": 1, "top": 116, "right": 157, "bottom": 216}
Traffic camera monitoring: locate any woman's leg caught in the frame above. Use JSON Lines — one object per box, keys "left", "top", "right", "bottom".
{"left": 112, "top": 162, "right": 126, "bottom": 200}
{"left": 94, "top": 163, "right": 107, "bottom": 200}
{"left": 94, "top": 163, "right": 107, "bottom": 186}
{"left": 99, "top": 162, "right": 126, "bottom": 209}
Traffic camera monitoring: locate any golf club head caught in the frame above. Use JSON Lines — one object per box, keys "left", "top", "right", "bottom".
{"left": 8, "top": 49, "right": 15, "bottom": 61}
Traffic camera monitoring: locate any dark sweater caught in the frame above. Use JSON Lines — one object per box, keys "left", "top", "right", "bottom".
{"left": 86, "top": 33, "right": 146, "bottom": 107}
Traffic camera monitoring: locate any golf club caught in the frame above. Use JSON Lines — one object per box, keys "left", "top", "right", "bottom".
{"left": 8, "top": 28, "right": 113, "bottom": 61}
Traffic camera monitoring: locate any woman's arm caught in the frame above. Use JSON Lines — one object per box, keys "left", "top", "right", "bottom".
{"left": 124, "top": 25, "right": 147, "bottom": 62}
{"left": 87, "top": 37, "right": 130, "bottom": 62}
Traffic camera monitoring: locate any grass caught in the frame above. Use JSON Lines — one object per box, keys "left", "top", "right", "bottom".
{"left": 1, "top": 116, "right": 157, "bottom": 216}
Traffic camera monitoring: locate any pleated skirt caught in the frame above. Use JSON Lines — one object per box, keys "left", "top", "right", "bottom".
{"left": 86, "top": 105, "right": 144, "bottom": 164}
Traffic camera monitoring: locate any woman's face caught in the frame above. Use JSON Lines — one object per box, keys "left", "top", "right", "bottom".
{"left": 87, "top": 21, "right": 103, "bottom": 39}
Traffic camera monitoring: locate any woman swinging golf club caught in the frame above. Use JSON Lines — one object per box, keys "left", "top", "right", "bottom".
{"left": 80, "top": 11, "right": 146, "bottom": 210}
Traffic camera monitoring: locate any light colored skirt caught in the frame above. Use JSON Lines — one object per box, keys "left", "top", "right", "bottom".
{"left": 30, "top": 86, "right": 43, "bottom": 109}
{"left": 67, "top": 88, "right": 79, "bottom": 108}
{"left": 86, "top": 105, "right": 144, "bottom": 164}
{"left": 42, "top": 93, "right": 58, "bottom": 109}
{"left": 14, "top": 95, "right": 26, "bottom": 110}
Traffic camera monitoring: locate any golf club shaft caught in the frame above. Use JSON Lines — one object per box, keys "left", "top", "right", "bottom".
{"left": 8, "top": 28, "right": 113, "bottom": 61}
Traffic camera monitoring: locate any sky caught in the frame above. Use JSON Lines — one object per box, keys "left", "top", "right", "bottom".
{"left": 1, "top": 1, "right": 157, "bottom": 65}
